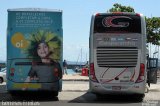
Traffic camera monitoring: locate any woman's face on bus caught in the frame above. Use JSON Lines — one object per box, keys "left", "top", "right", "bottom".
{"left": 37, "top": 43, "right": 49, "bottom": 58}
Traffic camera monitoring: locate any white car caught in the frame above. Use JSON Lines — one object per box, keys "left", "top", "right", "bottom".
{"left": 0, "top": 68, "right": 6, "bottom": 83}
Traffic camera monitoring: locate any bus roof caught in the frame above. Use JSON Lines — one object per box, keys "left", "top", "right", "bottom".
{"left": 7, "top": 8, "right": 62, "bottom": 13}
{"left": 94, "top": 12, "right": 143, "bottom": 17}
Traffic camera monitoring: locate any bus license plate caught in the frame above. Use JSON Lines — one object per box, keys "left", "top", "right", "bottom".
{"left": 112, "top": 86, "right": 121, "bottom": 90}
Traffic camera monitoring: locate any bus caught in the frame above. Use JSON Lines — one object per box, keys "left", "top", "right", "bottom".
{"left": 7, "top": 8, "right": 63, "bottom": 96}
{"left": 89, "top": 12, "right": 148, "bottom": 99}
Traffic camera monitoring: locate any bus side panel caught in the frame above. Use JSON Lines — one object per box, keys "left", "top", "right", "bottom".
{"left": 7, "top": 9, "right": 63, "bottom": 92}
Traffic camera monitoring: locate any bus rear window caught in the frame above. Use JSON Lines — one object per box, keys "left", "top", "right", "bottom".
{"left": 94, "top": 14, "right": 141, "bottom": 33}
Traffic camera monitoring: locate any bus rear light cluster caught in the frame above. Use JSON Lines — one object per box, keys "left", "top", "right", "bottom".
{"left": 53, "top": 68, "right": 59, "bottom": 77}
{"left": 136, "top": 13, "right": 141, "bottom": 16}
{"left": 89, "top": 63, "right": 98, "bottom": 82}
{"left": 10, "top": 68, "right": 15, "bottom": 76}
{"left": 136, "top": 63, "right": 145, "bottom": 83}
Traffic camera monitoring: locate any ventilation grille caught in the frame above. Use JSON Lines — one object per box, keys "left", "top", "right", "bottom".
{"left": 97, "top": 47, "right": 138, "bottom": 67}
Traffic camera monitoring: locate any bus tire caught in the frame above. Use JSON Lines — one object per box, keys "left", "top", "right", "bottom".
{"left": 134, "top": 94, "right": 145, "bottom": 102}
{"left": 0, "top": 77, "right": 3, "bottom": 83}
{"left": 9, "top": 91, "right": 18, "bottom": 97}
{"left": 96, "top": 94, "right": 104, "bottom": 100}
{"left": 53, "top": 91, "right": 58, "bottom": 97}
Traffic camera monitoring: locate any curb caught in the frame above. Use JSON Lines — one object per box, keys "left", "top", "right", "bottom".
{"left": 62, "top": 90, "right": 89, "bottom": 92}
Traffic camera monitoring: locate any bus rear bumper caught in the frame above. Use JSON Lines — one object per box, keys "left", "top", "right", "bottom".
{"left": 7, "top": 81, "right": 60, "bottom": 92}
{"left": 89, "top": 81, "right": 146, "bottom": 95}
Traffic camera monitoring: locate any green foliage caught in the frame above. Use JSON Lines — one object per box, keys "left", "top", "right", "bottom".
{"left": 109, "top": 3, "right": 135, "bottom": 13}
{"left": 146, "top": 17, "right": 160, "bottom": 45}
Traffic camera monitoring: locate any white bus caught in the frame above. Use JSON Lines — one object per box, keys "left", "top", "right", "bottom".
{"left": 89, "top": 12, "right": 147, "bottom": 99}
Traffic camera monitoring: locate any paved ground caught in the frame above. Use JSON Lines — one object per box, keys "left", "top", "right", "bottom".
{"left": 62, "top": 81, "right": 89, "bottom": 91}
{"left": 62, "top": 73, "right": 89, "bottom": 81}
{"left": 62, "top": 74, "right": 89, "bottom": 91}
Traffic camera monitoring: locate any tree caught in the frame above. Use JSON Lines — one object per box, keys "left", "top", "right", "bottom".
{"left": 109, "top": 3, "right": 135, "bottom": 13}
{"left": 146, "top": 17, "right": 160, "bottom": 45}
{"left": 109, "top": 3, "right": 160, "bottom": 45}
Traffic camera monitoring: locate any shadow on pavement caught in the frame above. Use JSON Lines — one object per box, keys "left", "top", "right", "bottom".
{"left": 68, "top": 92, "right": 144, "bottom": 103}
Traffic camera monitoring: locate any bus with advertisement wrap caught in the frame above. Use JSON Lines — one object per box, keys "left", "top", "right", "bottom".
{"left": 7, "top": 8, "right": 63, "bottom": 96}
{"left": 89, "top": 12, "right": 148, "bottom": 99}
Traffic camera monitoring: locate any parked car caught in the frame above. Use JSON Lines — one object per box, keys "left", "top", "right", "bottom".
{"left": 0, "top": 68, "right": 6, "bottom": 83}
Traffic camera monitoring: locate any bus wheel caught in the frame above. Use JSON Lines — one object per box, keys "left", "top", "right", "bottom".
{"left": 53, "top": 91, "right": 58, "bottom": 97}
{"left": 134, "top": 94, "right": 145, "bottom": 102}
{"left": 96, "top": 94, "right": 104, "bottom": 100}
{"left": 0, "top": 78, "right": 3, "bottom": 83}
{"left": 9, "top": 91, "right": 18, "bottom": 97}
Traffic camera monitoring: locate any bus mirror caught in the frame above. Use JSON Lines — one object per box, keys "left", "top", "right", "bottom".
{"left": 147, "top": 58, "right": 158, "bottom": 69}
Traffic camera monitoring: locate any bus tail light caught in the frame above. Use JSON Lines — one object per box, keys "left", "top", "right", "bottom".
{"left": 53, "top": 68, "right": 59, "bottom": 77}
{"left": 90, "top": 63, "right": 98, "bottom": 82}
{"left": 136, "top": 63, "right": 145, "bottom": 83}
{"left": 136, "top": 13, "right": 141, "bottom": 16}
{"left": 10, "top": 68, "right": 15, "bottom": 76}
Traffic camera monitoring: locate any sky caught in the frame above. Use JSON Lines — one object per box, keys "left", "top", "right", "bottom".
{"left": 0, "top": 0, "right": 160, "bottom": 62}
